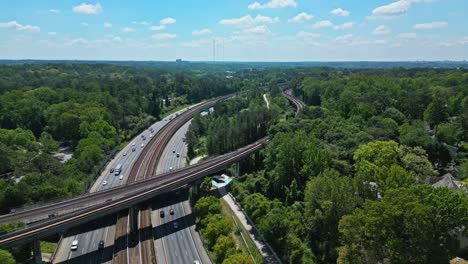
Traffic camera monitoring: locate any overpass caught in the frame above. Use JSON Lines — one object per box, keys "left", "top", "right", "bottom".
{"left": 0, "top": 87, "right": 304, "bottom": 253}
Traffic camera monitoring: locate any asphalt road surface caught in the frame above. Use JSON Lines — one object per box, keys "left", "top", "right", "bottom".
{"left": 53, "top": 108, "right": 191, "bottom": 264}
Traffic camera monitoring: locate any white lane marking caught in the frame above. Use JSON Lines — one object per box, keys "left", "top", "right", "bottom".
{"left": 138, "top": 211, "right": 142, "bottom": 264}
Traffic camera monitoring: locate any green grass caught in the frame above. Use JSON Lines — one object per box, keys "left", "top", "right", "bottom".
{"left": 161, "top": 103, "right": 191, "bottom": 117}
{"left": 220, "top": 199, "right": 264, "bottom": 264}
{"left": 40, "top": 241, "right": 56, "bottom": 254}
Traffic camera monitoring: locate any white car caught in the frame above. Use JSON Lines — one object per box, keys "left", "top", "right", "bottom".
{"left": 119, "top": 175, "right": 124, "bottom": 180}
{"left": 169, "top": 167, "right": 173, "bottom": 171}
{"left": 149, "top": 134, "right": 153, "bottom": 138}
{"left": 123, "top": 152, "right": 127, "bottom": 156}
{"left": 132, "top": 143, "right": 136, "bottom": 146}
{"left": 102, "top": 181, "right": 107, "bottom": 185}
{"left": 140, "top": 143, "right": 144, "bottom": 148}
{"left": 71, "top": 240, "right": 78, "bottom": 251}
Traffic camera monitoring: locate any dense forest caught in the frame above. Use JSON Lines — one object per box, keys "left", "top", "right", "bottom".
{"left": 189, "top": 67, "right": 468, "bottom": 263}
{"left": 0, "top": 63, "right": 292, "bottom": 215}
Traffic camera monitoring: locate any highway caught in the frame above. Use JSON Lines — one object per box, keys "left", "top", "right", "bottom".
{"left": 152, "top": 121, "right": 211, "bottom": 264}
{"left": 53, "top": 107, "right": 194, "bottom": 264}
{"left": 0, "top": 90, "right": 300, "bottom": 250}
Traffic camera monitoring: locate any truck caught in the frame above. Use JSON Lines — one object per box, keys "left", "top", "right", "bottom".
{"left": 114, "top": 163, "right": 123, "bottom": 175}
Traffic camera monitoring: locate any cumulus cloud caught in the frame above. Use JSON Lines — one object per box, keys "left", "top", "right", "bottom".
{"left": 414, "top": 21, "right": 448, "bottom": 29}
{"left": 49, "top": 9, "right": 61, "bottom": 14}
{"left": 73, "top": 2, "right": 103, "bottom": 15}
{"left": 220, "top": 15, "right": 279, "bottom": 27}
{"left": 372, "top": 0, "right": 410, "bottom": 17}
{"left": 0, "top": 20, "right": 40, "bottom": 33}
{"left": 121, "top": 27, "right": 135, "bottom": 32}
{"left": 242, "top": 25, "right": 271, "bottom": 35}
{"left": 331, "top": 8, "right": 350, "bottom": 17}
{"left": 288, "top": 12, "right": 313, "bottom": 23}
{"left": 160, "top": 17, "right": 176, "bottom": 25}
{"left": 152, "top": 33, "right": 177, "bottom": 40}
{"left": 48, "top": 32, "right": 57, "bottom": 36}
{"left": 248, "top": 0, "right": 297, "bottom": 9}
{"left": 334, "top": 34, "right": 353, "bottom": 44}
{"left": 192, "top": 28, "right": 212, "bottom": 36}
{"left": 104, "top": 34, "right": 122, "bottom": 43}
{"left": 104, "top": 22, "right": 112, "bottom": 28}
{"left": 132, "top": 21, "right": 150, "bottom": 26}
{"left": 150, "top": 25, "right": 166, "bottom": 31}
{"left": 334, "top": 22, "right": 354, "bottom": 30}
{"left": 373, "top": 25, "right": 391, "bottom": 35}
{"left": 81, "top": 22, "right": 89, "bottom": 27}
{"left": 312, "top": 20, "right": 333, "bottom": 29}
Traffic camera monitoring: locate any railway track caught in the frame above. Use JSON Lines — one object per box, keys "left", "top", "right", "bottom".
{"left": 282, "top": 89, "right": 306, "bottom": 114}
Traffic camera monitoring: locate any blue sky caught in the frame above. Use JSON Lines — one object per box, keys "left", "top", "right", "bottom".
{"left": 0, "top": 0, "right": 467, "bottom": 61}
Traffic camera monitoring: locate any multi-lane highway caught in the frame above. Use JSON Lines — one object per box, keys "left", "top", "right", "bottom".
{"left": 54, "top": 107, "right": 195, "bottom": 264}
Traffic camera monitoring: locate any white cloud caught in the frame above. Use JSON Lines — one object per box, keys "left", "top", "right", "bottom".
{"left": 73, "top": 2, "right": 103, "bottom": 15}
{"left": 372, "top": 0, "right": 411, "bottom": 17}
{"left": 220, "top": 15, "right": 279, "bottom": 27}
{"left": 0, "top": 20, "right": 40, "bottom": 33}
{"left": 334, "top": 22, "right": 354, "bottom": 30}
{"left": 296, "top": 31, "right": 320, "bottom": 38}
{"left": 160, "top": 17, "right": 176, "bottom": 25}
{"left": 150, "top": 25, "right": 166, "bottom": 31}
{"left": 104, "top": 22, "right": 112, "bottom": 28}
{"left": 104, "top": 34, "right": 122, "bottom": 43}
{"left": 242, "top": 25, "right": 271, "bottom": 35}
{"left": 461, "top": 36, "right": 468, "bottom": 45}
{"left": 192, "top": 28, "right": 212, "bottom": 36}
{"left": 248, "top": 0, "right": 297, "bottom": 9}
{"left": 48, "top": 32, "right": 57, "bottom": 36}
{"left": 334, "top": 34, "right": 353, "bottom": 44}
{"left": 49, "top": 9, "right": 61, "bottom": 14}
{"left": 397, "top": 32, "right": 417, "bottom": 39}
{"left": 414, "top": 21, "right": 448, "bottom": 29}
{"left": 373, "top": 25, "right": 391, "bottom": 35}
{"left": 288, "top": 12, "right": 313, "bottom": 23}
{"left": 132, "top": 21, "right": 150, "bottom": 26}
{"left": 152, "top": 33, "right": 177, "bottom": 40}
{"left": 312, "top": 20, "right": 333, "bottom": 29}
{"left": 121, "top": 27, "right": 135, "bottom": 32}
{"left": 331, "top": 8, "right": 350, "bottom": 17}
{"left": 81, "top": 22, "right": 89, "bottom": 27}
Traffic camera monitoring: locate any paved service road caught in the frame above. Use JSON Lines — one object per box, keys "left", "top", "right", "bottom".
{"left": 53, "top": 108, "right": 192, "bottom": 264}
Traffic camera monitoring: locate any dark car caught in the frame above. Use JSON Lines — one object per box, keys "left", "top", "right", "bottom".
{"left": 132, "top": 147, "right": 136, "bottom": 152}
{"left": 176, "top": 153, "right": 180, "bottom": 158}
{"left": 160, "top": 210, "right": 165, "bottom": 218}
{"left": 170, "top": 208, "right": 174, "bottom": 215}
{"left": 98, "top": 240, "right": 104, "bottom": 250}
{"left": 110, "top": 168, "right": 114, "bottom": 173}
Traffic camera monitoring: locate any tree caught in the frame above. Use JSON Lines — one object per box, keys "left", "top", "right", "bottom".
{"left": 424, "top": 88, "right": 449, "bottom": 132}
{"left": 202, "top": 214, "right": 232, "bottom": 248}
{"left": 39, "top": 132, "right": 59, "bottom": 153}
{"left": 338, "top": 185, "right": 468, "bottom": 264}
{"left": 0, "top": 249, "right": 15, "bottom": 264}
{"left": 304, "top": 169, "right": 358, "bottom": 262}
{"left": 213, "top": 235, "right": 237, "bottom": 263}
{"left": 222, "top": 253, "right": 254, "bottom": 264}
{"left": 194, "top": 196, "right": 221, "bottom": 227}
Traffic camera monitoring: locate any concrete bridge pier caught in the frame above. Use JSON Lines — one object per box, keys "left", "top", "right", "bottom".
{"left": 234, "top": 161, "right": 240, "bottom": 177}
{"left": 129, "top": 206, "right": 138, "bottom": 235}
{"left": 192, "top": 181, "right": 199, "bottom": 195}
{"left": 33, "top": 239, "right": 42, "bottom": 264}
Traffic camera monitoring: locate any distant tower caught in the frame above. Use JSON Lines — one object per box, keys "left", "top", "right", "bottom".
{"left": 212, "top": 39, "right": 215, "bottom": 63}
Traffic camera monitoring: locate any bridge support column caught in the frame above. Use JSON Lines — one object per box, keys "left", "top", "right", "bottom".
{"left": 129, "top": 206, "right": 138, "bottom": 234}
{"left": 33, "top": 239, "right": 42, "bottom": 264}
{"left": 192, "top": 181, "right": 199, "bottom": 195}
{"left": 234, "top": 161, "right": 240, "bottom": 177}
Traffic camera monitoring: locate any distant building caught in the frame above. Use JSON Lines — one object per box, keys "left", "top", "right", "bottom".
{"left": 175, "top": 59, "right": 189, "bottom": 63}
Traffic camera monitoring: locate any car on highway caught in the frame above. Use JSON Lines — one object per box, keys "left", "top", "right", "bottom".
{"left": 132, "top": 147, "right": 136, "bottom": 152}
{"left": 141, "top": 135, "right": 145, "bottom": 138}
{"left": 132, "top": 142, "right": 136, "bottom": 146}
{"left": 194, "top": 261, "right": 200, "bottom": 264}
{"left": 141, "top": 143, "right": 144, "bottom": 148}
{"left": 98, "top": 240, "right": 104, "bottom": 250}
{"left": 110, "top": 168, "right": 114, "bottom": 173}
{"left": 169, "top": 166, "right": 173, "bottom": 171}
{"left": 173, "top": 222, "right": 178, "bottom": 229}
{"left": 102, "top": 181, "right": 107, "bottom": 185}
{"left": 160, "top": 210, "right": 165, "bottom": 217}
{"left": 123, "top": 152, "right": 127, "bottom": 156}
{"left": 170, "top": 208, "right": 174, "bottom": 215}
{"left": 172, "top": 150, "right": 176, "bottom": 153}
{"left": 176, "top": 153, "right": 180, "bottom": 158}
{"left": 71, "top": 240, "right": 78, "bottom": 251}
{"left": 149, "top": 134, "right": 153, "bottom": 138}
{"left": 119, "top": 175, "right": 123, "bottom": 180}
